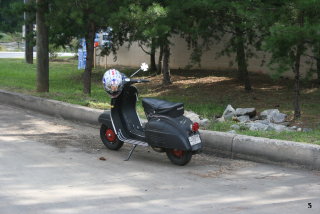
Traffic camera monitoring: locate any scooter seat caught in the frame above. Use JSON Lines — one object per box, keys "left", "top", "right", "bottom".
{"left": 142, "top": 98, "right": 184, "bottom": 118}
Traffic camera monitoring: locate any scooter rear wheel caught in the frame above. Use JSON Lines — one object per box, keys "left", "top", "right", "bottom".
{"left": 165, "top": 149, "right": 192, "bottom": 166}
{"left": 100, "top": 125, "right": 123, "bottom": 150}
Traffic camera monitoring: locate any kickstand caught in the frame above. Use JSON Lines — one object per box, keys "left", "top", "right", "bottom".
{"left": 124, "top": 144, "right": 137, "bottom": 161}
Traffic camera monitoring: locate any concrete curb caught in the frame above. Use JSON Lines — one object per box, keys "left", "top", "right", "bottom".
{"left": 0, "top": 89, "right": 103, "bottom": 125}
{"left": 200, "top": 130, "right": 320, "bottom": 170}
{"left": 232, "top": 135, "right": 320, "bottom": 168}
{"left": 1, "top": 89, "right": 319, "bottom": 170}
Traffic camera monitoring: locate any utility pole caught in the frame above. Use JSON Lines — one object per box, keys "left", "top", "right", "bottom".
{"left": 24, "top": 0, "right": 33, "bottom": 64}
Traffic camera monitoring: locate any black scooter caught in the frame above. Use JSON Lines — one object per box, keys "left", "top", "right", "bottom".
{"left": 98, "top": 63, "right": 202, "bottom": 165}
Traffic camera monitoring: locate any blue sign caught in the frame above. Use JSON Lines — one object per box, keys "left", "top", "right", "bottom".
{"left": 78, "top": 50, "right": 86, "bottom": 70}
{"left": 78, "top": 38, "right": 86, "bottom": 70}
{"left": 95, "top": 33, "right": 99, "bottom": 43}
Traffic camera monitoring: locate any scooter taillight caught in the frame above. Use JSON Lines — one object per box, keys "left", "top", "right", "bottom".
{"left": 191, "top": 122, "right": 199, "bottom": 132}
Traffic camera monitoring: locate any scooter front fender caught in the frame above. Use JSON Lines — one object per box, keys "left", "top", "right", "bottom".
{"left": 98, "top": 111, "right": 113, "bottom": 128}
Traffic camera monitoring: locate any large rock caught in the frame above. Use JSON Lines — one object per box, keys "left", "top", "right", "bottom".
{"left": 216, "top": 117, "right": 225, "bottom": 123}
{"left": 260, "top": 109, "right": 287, "bottom": 123}
{"left": 288, "top": 126, "right": 298, "bottom": 131}
{"left": 200, "top": 118, "right": 210, "bottom": 127}
{"left": 272, "top": 112, "right": 287, "bottom": 123}
{"left": 260, "top": 109, "right": 276, "bottom": 117}
{"left": 267, "top": 123, "right": 291, "bottom": 132}
{"left": 222, "top": 104, "right": 236, "bottom": 120}
{"left": 245, "top": 122, "right": 269, "bottom": 131}
{"left": 235, "top": 108, "right": 256, "bottom": 118}
{"left": 236, "top": 115, "right": 251, "bottom": 123}
{"left": 254, "top": 119, "right": 270, "bottom": 125}
{"left": 184, "top": 111, "right": 201, "bottom": 123}
{"left": 185, "top": 111, "right": 210, "bottom": 127}
{"left": 230, "top": 124, "right": 241, "bottom": 130}
{"left": 303, "top": 128, "right": 313, "bottom": 132}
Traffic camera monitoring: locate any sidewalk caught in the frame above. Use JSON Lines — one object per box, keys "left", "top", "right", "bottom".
{"left": 1, "top": 89, "right": 319, "bottom": 170}
{"left": 0, "top": 52, "right": 75, "bottom": 58}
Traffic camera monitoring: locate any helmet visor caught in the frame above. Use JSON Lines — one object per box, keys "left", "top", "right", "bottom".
{"left": 110, "top": 84, "right": 119, "bottom": 92}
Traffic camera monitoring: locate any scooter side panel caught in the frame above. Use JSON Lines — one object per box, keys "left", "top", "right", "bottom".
{"left": 145, "top": 117, "right": 192, "bottom": 150}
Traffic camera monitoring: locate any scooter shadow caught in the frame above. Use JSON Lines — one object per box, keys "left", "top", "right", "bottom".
{"left": 110, "top": 143, "right": 232, "bottom": 169}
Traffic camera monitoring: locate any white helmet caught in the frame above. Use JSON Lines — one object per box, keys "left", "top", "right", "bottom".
{"left": 102, "top": 69, "right": 124, "bottom": 98}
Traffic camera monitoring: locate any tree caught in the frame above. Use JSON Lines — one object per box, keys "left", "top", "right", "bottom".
{"left": 110, "top": 1, "right": 173, "bottom": 84}
{"left": 307, "top": 7, "right": 320, "bottom": 85}
{"left": 315, "top": 46, "right": 320, "bottom": 85}
{"left": 146, "top": 2, "right": 173, "bottom": 84}
{"left": 0, "top": 0, "right": 35, "bottom": 64}
{"left": 139, "top": 0, "right": 188, "bottom": 85}
{"left": 108, "top": 2, "right": 159, "bottom": 72}
{"left": 24, "top": 0, "right": 35, "bottom": 64}
{"left": 264, "top": 0, "right": 320, "bottom": 119}
{"left": 176, "top": 0, "right": 270, "bottom": 91}
{"left": 48, "top": 0, "right": 122, "bottom": 95}
{"left": 0, "top": 0, "right": 23, "bottom": 33}
{"left": 36, "top": 0, "right": 49, "bottom": 92}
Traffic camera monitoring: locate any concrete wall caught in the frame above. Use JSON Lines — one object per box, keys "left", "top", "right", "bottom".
{"left": 97, "top": 35, "right": 316, "bottom": 78}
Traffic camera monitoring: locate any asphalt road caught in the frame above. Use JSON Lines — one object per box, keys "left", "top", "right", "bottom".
{"left": 0, "top": 52, "right": 75, "bottom": 58}
{"left": 0, "top": 104, "right": 319, "bottom": 214}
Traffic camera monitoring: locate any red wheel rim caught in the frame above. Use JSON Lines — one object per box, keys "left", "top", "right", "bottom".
{"left": 172, "top": 149, "right": 184, "bottom": 158}
{"left": 105, "top": 129, "right": 116, "bottom": 142}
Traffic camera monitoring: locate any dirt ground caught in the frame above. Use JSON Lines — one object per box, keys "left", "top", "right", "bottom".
{"left": 137, "top": 69, "right": 320, "bottom": 128}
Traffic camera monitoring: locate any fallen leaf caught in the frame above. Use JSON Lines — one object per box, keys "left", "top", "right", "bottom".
{"left": 99, "top": 157, "right": 106, "bottom": 161}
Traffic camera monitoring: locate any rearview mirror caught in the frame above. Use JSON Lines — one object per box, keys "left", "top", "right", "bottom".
{"left": 140, "top": 63, "right": 149, "bottom": 72}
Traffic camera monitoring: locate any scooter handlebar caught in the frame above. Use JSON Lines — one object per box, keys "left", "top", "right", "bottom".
{"left": 129, "top": 79, "right": 150, "bottom": 83}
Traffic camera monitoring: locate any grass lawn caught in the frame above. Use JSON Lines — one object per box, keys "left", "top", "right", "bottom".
{"left": 0, "top": 58, "right": 319, "bottom": 145}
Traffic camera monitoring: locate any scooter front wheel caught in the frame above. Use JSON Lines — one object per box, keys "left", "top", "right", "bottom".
{"left": 100, "top": 125, "right": 123, "bottom": 150}
{"left": 165, "top": 149, "right": 192, "bottom": 166}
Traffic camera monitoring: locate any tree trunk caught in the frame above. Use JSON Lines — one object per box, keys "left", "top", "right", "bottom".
{"left": 235, "top": 27, "right": 251, "bottom": 91}
{"left": 150, "top": 38, "right": 157, "bottom": 72}
{"left": 83, "top": 22, "right": 95, "bottom": 95}
{"left": 157, "top": 44, "right": 163, "bottom": 75}
{"left": 293, "top": 44, "right": 303, "bottom": 119}
{"left": 36, "top": 0, "right": 49, "bottom": 92}
{"left": 25, "top": 23, "right": 34, "bottom": 64}
{"left": 24, "top": 0, "right": 33, "bottom": 64}
{"left": 293, "top": 12, "right": 304, "bottom": 120}
{"left": 162, "top": 43, "right": 171, "bottom": 85}
{"left": 317, "top": 47, "right": 320, "bottom": 85}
